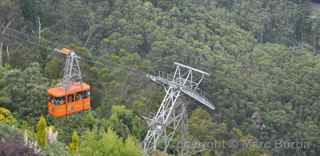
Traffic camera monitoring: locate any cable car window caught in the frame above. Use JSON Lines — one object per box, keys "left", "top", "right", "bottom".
{"left": 75, "top": 93, "right": 81, "bottom": 101}
{"left": 79, "top": 92, "right": 83, "bottom": 99}
{"left": 80, "top": 91, "right": 89, "bottom": 99}
{"left": 48, "top": 96, "right": 53, "bottom": 103}
{"left": 68, "top": 95, "right": 74, "bottom": 102}
{"left": 84, "top": 91, "right": 90, "bottom": 98}
{"left": 49, "top": 96, "right": 59, "bottom": 105}
{"left": 53, "top": 97, "right": 65, "bottom": 105}
{"left": 82, "top": 91, "right": 87, "bottom": 99}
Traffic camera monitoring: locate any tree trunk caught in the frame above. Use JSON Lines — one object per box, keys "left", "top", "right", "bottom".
{"left": 6, "top": 45, "right": 9, "bottom": 64}
{"left": 0, "top": 42, "right": 3, "bottom": 67}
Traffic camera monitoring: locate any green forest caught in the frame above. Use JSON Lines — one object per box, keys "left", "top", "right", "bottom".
{"left": 1, "top": 0, "right": 320, "bottom": 155}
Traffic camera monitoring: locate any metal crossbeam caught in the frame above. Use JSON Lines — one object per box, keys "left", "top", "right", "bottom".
{"left": 174, "top": 62, "right": 210, "bottom": 76}
{"left": 143, "top": 62, "right": 214, "bottom": 155}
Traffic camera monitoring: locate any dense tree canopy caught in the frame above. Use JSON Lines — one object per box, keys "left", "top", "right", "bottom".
{"left": 0, "top": 0, "right": 320, "bottom": 155}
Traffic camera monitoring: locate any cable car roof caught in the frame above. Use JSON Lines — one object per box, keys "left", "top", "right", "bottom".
{"left": 55, "top": 48, "right": 74, "bottom": 55}
{"left": 48, "top": 82, "right": 90, "bottom": 97}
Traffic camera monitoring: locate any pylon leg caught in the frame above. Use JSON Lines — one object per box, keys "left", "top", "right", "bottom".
{"left": 143, "top": 87, "right": 182, "bottom": 154}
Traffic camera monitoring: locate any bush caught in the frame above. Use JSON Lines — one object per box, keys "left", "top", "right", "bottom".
{"left": 0, "top": 107, "right": 16, "bottom": 125}
{"left": 0, "top": 142, "right": 39, "bottom": 156}
{"left": 0, "top": 124, "right": 39, "bottom": 156}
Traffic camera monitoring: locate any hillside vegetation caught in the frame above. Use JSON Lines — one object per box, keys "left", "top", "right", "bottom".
{"left": 1, "top": 0, "right": 320, "bottom": 156}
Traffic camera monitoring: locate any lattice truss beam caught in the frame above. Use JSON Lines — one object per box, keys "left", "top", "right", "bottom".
{"left": 143, "top": 62, "right": 214, "bottom": 155}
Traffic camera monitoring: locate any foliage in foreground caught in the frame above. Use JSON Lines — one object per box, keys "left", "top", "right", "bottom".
{"left": 0, "top": 124, "right": 39, "bottom": 156}
{"left": 0, "top": 107, "right": 16, "bottom": 125}
{"left": 1, "top": 0, "right": 320, "bottom": 155}
{"left": 36, "top": 115, "right": 48, "bottom": 148}
{"left": 78, "top": 128, "right": 143, "bottom": 156}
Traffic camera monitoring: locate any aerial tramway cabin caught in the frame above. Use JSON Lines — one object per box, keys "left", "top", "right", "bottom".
{"left": 47, "top": 48, "right": 91, "bottom": 117}
{"left": 48, "top": 82, "right": 91, "bottom": 117}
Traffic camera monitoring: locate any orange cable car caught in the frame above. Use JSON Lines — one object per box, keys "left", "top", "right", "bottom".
{"left": 47, "top": 48, "right": 91, "bottom": 117}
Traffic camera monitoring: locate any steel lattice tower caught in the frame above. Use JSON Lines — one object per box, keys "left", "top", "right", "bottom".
{"left": 143, "top": 62, "right": 214, "bottom": 155}
{"left": 55, "top": 48, "right": 82, "bottom": 90}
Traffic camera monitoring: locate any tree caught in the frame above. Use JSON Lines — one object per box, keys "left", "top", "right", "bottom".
{"left": 21, "top": 0, "right": 38, "bottom": 21}
{"left": 121, "top": 136, "right": 144, "bottom": 156}
{"left": 0, "top": 124, "right": 39, "bottom": 156}
{"left": 1, "top": 0, "right": 320, "bottom": 155}
{"left": 0, "top": 107, "right": 16, "bottom": 125}
{"left": 0, "top": 124, "right": 23, "bottom": 144}
{"left": 0, "top": 142, "right": 40, "bottom": 156}
{"left": 78, "top": 130, "right": 98, "bottom": 156}
{"left": 232, "top": 146, "right": 270, "bottom": 156}
{"left": 68, "top": 130, "right": 80, "bottom": 154}
{"left": 79, "top": 128, "right": 143, "bottom": 156}
{"left": 36, "top": 115, "right": 48, "bottom": 148}
{"left": 202, "top": 151, "right": 216, "bottom": 156}
{"left": 44, "top": 142, "right": 70, "bottom": 156}
{"left": 0, "top": 0, "right": 22, "bottom": 29}
{"left": 189, "top": 108, "right": 229, "bottom": 142}
{"left": 4, "top": 63, "right": 48, "bottom": 121}
{"left": 0, "top": 65, "right": 10, "bottom": 107}
{"left": 45, "top": 58, "right": 62, "bottom": 79}
{"left": 105, "top": 105, "right": 144, "bottom": 139}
